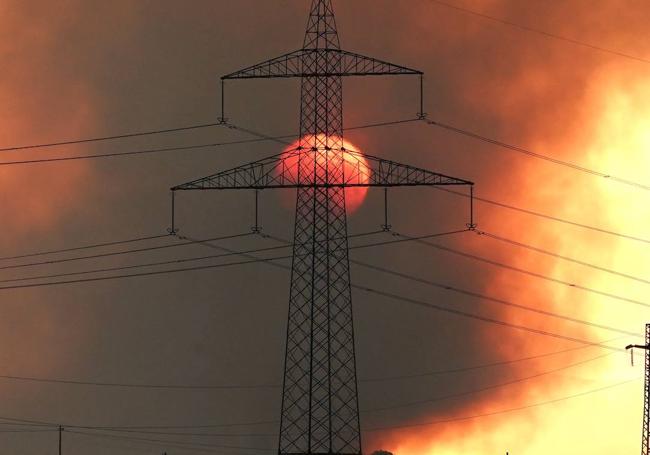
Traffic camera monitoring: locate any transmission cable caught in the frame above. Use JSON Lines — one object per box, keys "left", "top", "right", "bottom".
{"left": 0, "top": 118, "right": 417, "bottom": 166}
{"left": 0, "top": 233, "right": 169, "bottom": 262}
{"left": 64, "top": 350, "right": 613, "bottom": 440}
{"left": 426, "top": 0, "right": 650, "bottom": 65}
{"left": 434, "top": 186, "right": 650, "bottom": 245}
{"left": 0, "top": 230, "right": 465, "bottom": 291}
{"left": 475, "top": 229, "right": 650, "bottom": 285}
{"left": 220, "top": 119, "right": 650, "bottom": 245}
{"left": 0, "top": 122, "right": 226, "bottom": 153}
{"left": 356, "top": 285, "right": 622, "bottom": 351}
{"left": 353, "top": 255, "right": 638, "bottom": 337}
{"left": 0, "top": 231, "right": 383, "bottom": 284}
{"left": 363, "top": 350, "right": 614, "bottom": 413}
{"left": 0, "top": 232, "right": 252, "bottom": 272}
{"left": 421, "top": 117, "right": 650, "bottom": 191}
{"left": 363, "top": 376, "right": 638, "bottom": 432}
{"left": 391, "top": 230, "right": 650, "bottom": 310}
{"left": 66, "top": 429, "right": 274, "bottom": 454}
{"left": 253, "top": 232, "right": 624, "bottom": 351}
{"left": 0, "top": 332, "right": 609, "bottom": 391}
{"left": 0, "top": 377, "right": 634, "bottom": 438}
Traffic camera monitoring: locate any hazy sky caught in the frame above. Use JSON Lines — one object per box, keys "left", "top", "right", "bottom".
{"left": 1, "top": 1, "right": 650, "bottom": 454}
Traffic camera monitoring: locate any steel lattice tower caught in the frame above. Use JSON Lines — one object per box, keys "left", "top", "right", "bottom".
{"left": 628, "top": 324, "right": 650, "bottom": 455}
{"left": 641, "top": 324, "right": 650, "bottom": 455}
{"left": 172, "top": 1, "right": 473, "bottom": 453}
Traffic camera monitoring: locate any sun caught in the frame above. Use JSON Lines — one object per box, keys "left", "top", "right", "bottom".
{"left": 278, "top": 134, "right": 370, "bottom": 213}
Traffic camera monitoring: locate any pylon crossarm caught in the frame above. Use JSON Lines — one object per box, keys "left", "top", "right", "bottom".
{"left": 222, "top": 48, "right": 421, "bottom": 80}
{"left": 172, "top": 149, "right": 472, "bottom": 191}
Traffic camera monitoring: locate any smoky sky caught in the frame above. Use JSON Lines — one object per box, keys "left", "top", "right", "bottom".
{"left": 0, "top": 1, "right": 648, "bottom": 454}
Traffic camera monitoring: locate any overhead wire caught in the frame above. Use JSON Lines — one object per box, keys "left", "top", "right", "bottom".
{"left": 66, "top": 429, "right": 274, "bottom": 454}
{"left": 362, "top": 350, "right": 615, "bottom": 413}
{"left": 421, "top": 117, "right": 650, "bottom": 191}
{"left": 363, "top": 376, "right": 639, "bottom": 432}
{"left": 0, "top": 232, "right": 252, "bottom": 272}
{"left": 0, "top": 233, "right": 169, "bottom": 262}
{"left": 0, "top": 122, "right": 225, "bottom": 153}
{"left": 254, "top": 232, "right": 625, "bottom": 351}
{"left": 222, "top": 119, "right": 650, "bottom": 245}
{"left": 0, "top": 231, "right": 387, "bottom": 285}
{"left": 433, "top": 186, "right": 650, "bottom": 245}
{"left": 426, "top": 0, "right": 650, "bottom": 65}
{"left": 0, "top": 328, "right": 611, "bottom": 392}
{"left": 57, "top": 350, "right": 615, "bottom": 440}
{"left": 0, "top": 230, "right": 465, "bottom": 291}
{"left": 0, "top": 376, "right": 634, "bottom": 439}
{"left": 355, "top": 285, "right": 622, "bottom": 351}
{"left": 475, "top": 228, "right": 650, "bottom": 285}
{"left": 353, "top": 255, "right": 639, "bottom": 337}
{"left": 390, "top": 230, "right": 650, "bottom": 310}
{"left": 0, "top": 118, "right": 417, "bottom": 166}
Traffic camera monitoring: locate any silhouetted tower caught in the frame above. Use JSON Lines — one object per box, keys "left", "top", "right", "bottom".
{"left": 172, "top": 1, "right": 473, "bottom": 453}
{"left": 627, "top": 324, "right": 650, "bottom": 455}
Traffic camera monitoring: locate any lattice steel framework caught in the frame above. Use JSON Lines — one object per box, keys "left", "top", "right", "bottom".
{"left": 626, "top": 324, "right": 650, "bottom": 455}
{"left": 639, "top": 324, "right": 650, "bottom": 455}
{"left": 172, "top": 1, "right": 473, "bottom": 454}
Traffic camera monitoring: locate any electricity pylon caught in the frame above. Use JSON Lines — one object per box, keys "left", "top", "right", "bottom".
{"left": 172, "top": 1, "right": 473, "bottom": 453}
{"left": 627, "top": 324, "right": 650, "bottom": 455}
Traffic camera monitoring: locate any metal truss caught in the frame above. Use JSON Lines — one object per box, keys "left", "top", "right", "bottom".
{"left": 222, "top": 49, "right": 422, "bottom": 79}
{"left": 172, "top": 148, "right": 472, "bottom": 191}
{"left": 627, "top": 324, "right": 650, "bottom": 455}
{"left": 173, "top": 1, "right": 473, "bottom": 454}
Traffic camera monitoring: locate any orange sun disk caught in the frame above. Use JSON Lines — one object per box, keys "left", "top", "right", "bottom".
{"left": 278, "top": 134, "right": 370, "bottom": 213}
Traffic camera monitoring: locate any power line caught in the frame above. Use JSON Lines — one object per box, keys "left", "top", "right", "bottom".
{"left": 262, "top": 231, "right": 638, "bottom": 337}
{"left": 0, "top": 376, "right": 633, "bottom": 440}
{"left": 421, "top": 117, "right": 650, "bottom": 191}
{"left": 356, "top": 285, "right": 622, "bottom": 351}
{"left": 251, "top": 231, "right": 637, "bottom": 339}
{"left": 66, "top": 429, "right": 274, "bottom": 454}
{"left": 0, "top": 118, "right": 417, "bottom": 166}
{"left": 476, "top": 229, "right": 650, "bottom": 286}
{"left": 222, "top": 119, "right": 650, "bottom": 246}
{"left": 255, "top": 233, "right": 626, "bottom": 351}
{"left": 360, "top": 341, "right": 612, "bottom": 383}
{"left": 0, "top": 122, "right": 225, "bottom": 153}
{"left": 354, "top": 256, "right": 639, "bottom": 337}
{"left": 0, "top": 232, "right": 252, "bottom": 272}
{"left": 364, "top": 376, "right": 638, "bottom": 431}
{"left": 426, "top": 0, "right": 650, "bottom": 65}
{"left": 0, "top": 230, "right": 466, "bottom": 291}
{"left": 0, "top": 231, "right": 383, "bottom": 284}
{"left": 392, "top": 230, "right": 650, "bottom": 310}
{"left": 363, "top": 351, "right": 614, "bottom": 413}
{"left": 0, "top": 234, "right": 169, "bottom": 262}
{"left": 0, "top": 137, "right": 273, "bottom": 166}
{"left": 434, "top": 186, "right": 650, "bottom": 245}
{"left": 72, "top": 351, "right": 614, "bottom": 439}
{"left": 0, "top": 334, "right": 608, "bottom": 392}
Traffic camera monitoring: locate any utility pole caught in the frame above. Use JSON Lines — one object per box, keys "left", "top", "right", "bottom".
{"left": 58, "top": 425, "right": 63, "bottom": 455}
{"left": 171, "top": 1, "right": 473, "bottom": 453}
{"left": 626, "top": 323, "right": 650, "bottom": 455}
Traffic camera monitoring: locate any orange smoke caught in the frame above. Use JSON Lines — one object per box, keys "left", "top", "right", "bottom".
{"left": 278, "top": 134, "right": 370, "bottom": 213}
{"left": 0, "top": 2, "right": 102, "bottom": 242}
{"left": 0, "top": 0, "right": 137, "bottom": 403}
{"left": 362, "top": 1, "right": 650, "bottom": 454}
